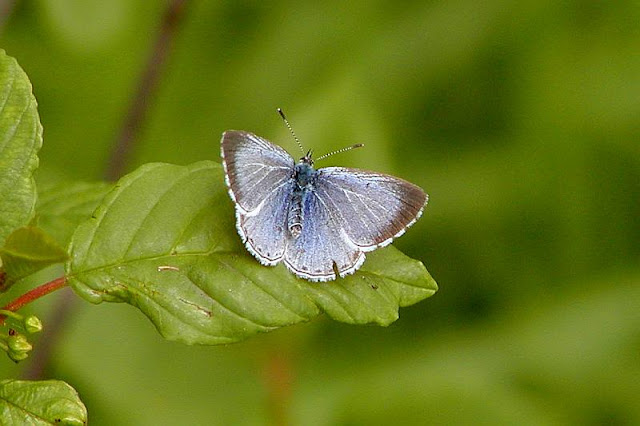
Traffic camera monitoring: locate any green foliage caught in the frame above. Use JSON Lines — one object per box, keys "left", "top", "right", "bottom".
{"left": 0, "top": 379, "right": 87, "bottom": 425}
{"left": 66, "top": 162, "right": 436, "bottom": 344}
{"left": 290, "top": 278, "right": 640, "bottom": 426}
{"left": 0, "top": 44, "right": 436, "bottom": 424}
{"left": 0, "top": 49, "right": 42, "bottom": 245}
{"left": 36, "top": 179, "right": 112, "bottom": 247}
{"left": 0, "top": 226, "right": 67, "bottom": 289}
{"left": 2, "top": 0, "right": 637, "bottom": 424}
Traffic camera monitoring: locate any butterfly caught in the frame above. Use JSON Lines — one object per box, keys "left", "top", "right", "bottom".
{"left": 220, "top": 113, "right": 427, "bottom": 282}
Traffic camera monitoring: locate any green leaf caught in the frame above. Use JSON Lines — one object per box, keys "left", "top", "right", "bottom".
{"left": 66, "top": 161, "right": 436, "bottom": 345}
{"left": 0, "top": 49, "right": 43, "bottom": 245}
{"left": 0, "top": 226, "right": 68, "bottom": 288}
{"left": 0, "top": 379, "right": 87, "bottom": 425}
{"left": 36, "top": 178, "right": 112, "bottom": 246}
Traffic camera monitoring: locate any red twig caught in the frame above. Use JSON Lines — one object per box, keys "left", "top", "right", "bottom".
{"left": 0, "top": 277, "right": 68, "bottom": 325}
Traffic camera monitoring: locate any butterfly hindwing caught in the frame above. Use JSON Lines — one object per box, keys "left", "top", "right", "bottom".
{"left": 283, "top": 189, "right": 364, "bottom": 281}
{"left": 236, "top": 180, "right": 294, "bottom": 265}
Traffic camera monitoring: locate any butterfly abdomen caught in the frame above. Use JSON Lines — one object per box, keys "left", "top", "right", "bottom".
{"left": 288, "top": 193, "right": 303, "bottom": 238}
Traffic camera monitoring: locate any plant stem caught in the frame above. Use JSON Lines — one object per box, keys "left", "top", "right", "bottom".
{"left": 23, "top": 1, "right": 192, "bottom": 379}
{"left": 0, "top": 277, "right": 67, "bottom": 325}
{"left": 263, "top": 350, "right": 294, "bottom": 426}
{"left": 0, "top": 0, "right": 16, "bottom": 35}
{"left": 105, "top": 0, "right": 191, "bottom": 181}
{"left": 0, "top": 309, "right": 23, "bottom": 321}
{"left": 21, "top": 289, "right": 76, "bottom": 379}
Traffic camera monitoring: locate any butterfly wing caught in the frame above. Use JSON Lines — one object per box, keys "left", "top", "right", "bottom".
{"left": 221, "top": 130, "right": 295, "bottom": 265}
{"left": 221, "top": 130, "right": 294, "bottom": 213}
{"left": 283, "top": 189, "right": 365, "bottom": 281}
{"left": 314, "top": 167, "right": 427, "bottom": 250}
{"left": 283, "top": 167, "right": 426, "bottom": 281}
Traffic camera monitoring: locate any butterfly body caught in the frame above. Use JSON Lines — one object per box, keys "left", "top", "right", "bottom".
{"left": 221, "top": 130, "right": 427, "bottom": 282}
{"left": 289, "top": 158, "right": 316, "bottom": 237}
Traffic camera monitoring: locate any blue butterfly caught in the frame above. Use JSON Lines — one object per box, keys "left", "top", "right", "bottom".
{"left": 220, "top": 115, "right": 427, "bottom": 282}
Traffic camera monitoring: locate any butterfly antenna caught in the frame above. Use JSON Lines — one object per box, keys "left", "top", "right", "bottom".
{"left": 277, "top": 108, "right": 305, "bottom": 155}
{"left": 315, "top": 143, "right": 364, "bottom": 162}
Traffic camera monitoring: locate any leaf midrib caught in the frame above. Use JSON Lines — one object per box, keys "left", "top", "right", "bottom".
{"left": 72, "top": 247, "right": 318, "bottom": 325}
{"left": 70, "top": 246, "right": 431, "bottom": 290}
{"left": 68, "top": 247, "right": 232, "bottom": 278}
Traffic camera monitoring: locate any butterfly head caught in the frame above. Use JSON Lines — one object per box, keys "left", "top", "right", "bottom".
{"left": 299, "top": 149, "right": 314, "bottom": 166}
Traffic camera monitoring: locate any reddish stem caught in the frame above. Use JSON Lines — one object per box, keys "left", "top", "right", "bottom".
{"left": 0, "top": 277, "right": 68, "bottom": 325}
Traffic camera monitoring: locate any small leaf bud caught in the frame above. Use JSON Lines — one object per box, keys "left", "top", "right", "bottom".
{"left": 8, "top": 350, "right": 29, "bottom": 362}
{"left": 24, "top": 315, "right": 43, "bottom": 334}
{"left": 7, "top": 333, "right": 32, "bottom": 354}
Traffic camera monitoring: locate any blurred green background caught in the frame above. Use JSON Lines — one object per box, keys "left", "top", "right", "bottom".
{"left": 1, "top": 1, "right": 639, "bottom": 424}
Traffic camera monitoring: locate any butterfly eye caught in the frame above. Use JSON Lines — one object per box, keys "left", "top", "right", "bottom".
{"left": 300, "top": 155, "right": 313, "bottom": 166}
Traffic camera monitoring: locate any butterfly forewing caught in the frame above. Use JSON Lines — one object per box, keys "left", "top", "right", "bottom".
{"left": 221, "top": 131, "right": 294, "bottom": 213}
{"left": 314, "top": 167, "right": 427, "bottom": 250}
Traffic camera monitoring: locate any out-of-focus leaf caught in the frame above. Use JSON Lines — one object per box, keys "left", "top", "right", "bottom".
{"left": 66, "top": 161, "right": 436, "bottom": 345}
{"left": 0, "top": 226, "right": 67, "bottom": 289}
{"left": 37, "top": 179, "right": 112, "bottom": 247}
{"left": 0, "top": 49, "right": 42, "bottom": 245}
{"left": 292, "top": 277, "right": 640, "bottom": 426}
{"left": 0, "top": 379, "right": 87, "bottom": 425}
{"left": 40, "top": 0, "right": 135, "bottom": 52}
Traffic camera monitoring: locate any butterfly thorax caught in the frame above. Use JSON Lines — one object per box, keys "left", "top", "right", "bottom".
{"left": 288, "top": 158, "right": 317, "bottom": 238}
